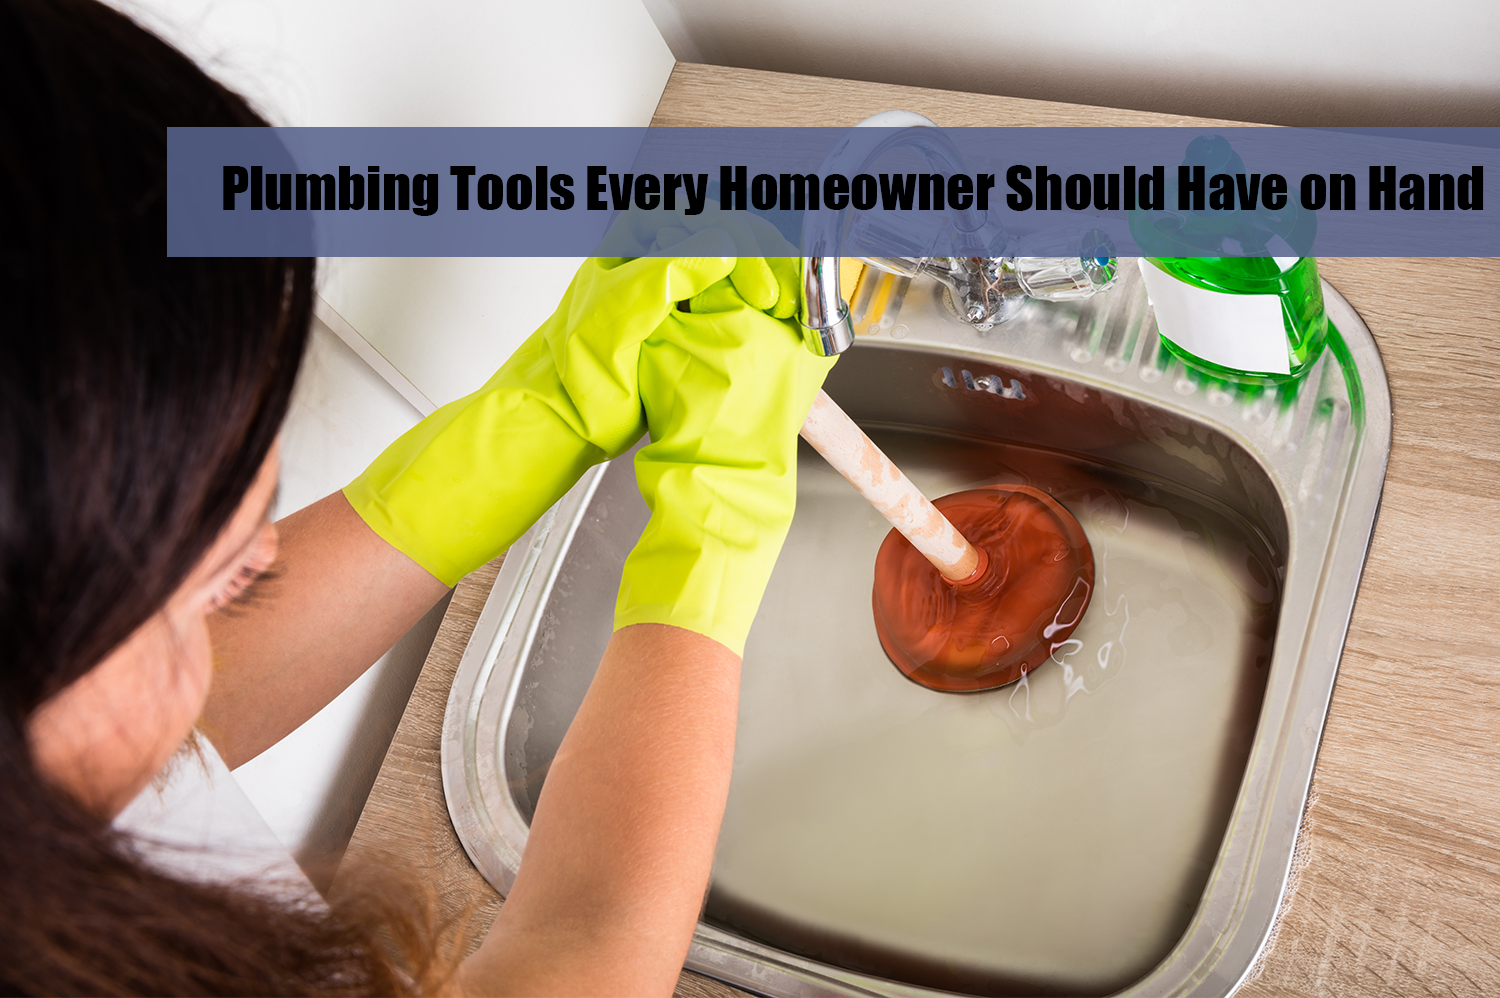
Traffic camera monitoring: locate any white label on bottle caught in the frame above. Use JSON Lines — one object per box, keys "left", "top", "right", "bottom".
{"left": 1138, "top": 259, "right": 1291, "bottom": 376}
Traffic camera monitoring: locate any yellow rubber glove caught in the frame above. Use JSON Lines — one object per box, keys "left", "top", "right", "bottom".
{"left": 345, "top": 246, "right": 740, "bottom": 586}
{"left": 594, "top": 199, "right": 802, "bottom": 319}
{"left": 614, "top": 280, "right": 838, "bottom": 655}
{"left": 654, "top": 205, "right": 802, "bottom": 320}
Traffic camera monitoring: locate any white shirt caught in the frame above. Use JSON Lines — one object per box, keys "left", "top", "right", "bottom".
{"left": 114, "top": 733, "right": 320, "bottom": 902}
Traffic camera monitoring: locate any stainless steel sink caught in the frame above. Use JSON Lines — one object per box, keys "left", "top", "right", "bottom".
{"left": 441, "top": 262, "right": 1390, "bottom": 996}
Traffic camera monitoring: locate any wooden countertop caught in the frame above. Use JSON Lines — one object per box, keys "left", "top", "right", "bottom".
{"left": 337, "top": 65, "right": 1500, "bottom": 996}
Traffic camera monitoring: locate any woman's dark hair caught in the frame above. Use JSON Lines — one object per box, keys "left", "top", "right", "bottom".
{"left": 0, "top": 0, "right": 430, "bottom": 991}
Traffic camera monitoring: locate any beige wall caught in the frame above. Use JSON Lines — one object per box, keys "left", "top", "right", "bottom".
{"left": 641, "top": 0, "right": 1500, "bottom": 126}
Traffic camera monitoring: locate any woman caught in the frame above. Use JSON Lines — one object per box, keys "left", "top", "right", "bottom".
{"left": 1, "top": 0, "right": 830, "bottom": 992}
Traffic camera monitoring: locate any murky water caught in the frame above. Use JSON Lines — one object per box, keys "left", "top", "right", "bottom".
{"left": 708, "top": 427, "right": 1281, "bottom": 996}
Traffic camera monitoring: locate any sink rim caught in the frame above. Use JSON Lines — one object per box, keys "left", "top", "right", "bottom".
{"left": 440, "top": 274, "right": 1392, "bottom": 997}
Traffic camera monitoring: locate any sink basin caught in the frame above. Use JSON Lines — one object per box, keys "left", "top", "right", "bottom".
{"left": 441, "top": 262, "right": 1390, "bottom": 996}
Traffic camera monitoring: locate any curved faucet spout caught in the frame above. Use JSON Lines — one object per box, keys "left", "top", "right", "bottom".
{"left": 799, "top": 257, "right": 856, "bottom": 356}
{"left": 797, "top": 111, "right": 1000, "bottom": 357}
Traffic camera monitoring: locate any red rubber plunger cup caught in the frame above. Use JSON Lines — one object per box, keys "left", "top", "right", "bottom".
{"left": 872, "top": 485, "right": 1095, "bottom": 693}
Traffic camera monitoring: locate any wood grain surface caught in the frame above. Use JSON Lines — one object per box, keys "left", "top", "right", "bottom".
{"left": 338, "top": 64, "right": 1500, "bottom": 996}
{"left": 334, "top": 560, "right": 503, "bottom": 954}
{"left": 334, "top": 558, "right": 732, "bottom": 997}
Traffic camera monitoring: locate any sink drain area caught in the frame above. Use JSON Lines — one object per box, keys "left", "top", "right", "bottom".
{"left": 443, "top": 271, "right": 1390, "bottom": 998}
{"left": 709, "top": 429, "right": 1280, "bottom": 996}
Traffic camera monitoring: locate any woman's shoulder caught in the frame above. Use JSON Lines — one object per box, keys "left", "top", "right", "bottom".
{"left": 114, "top": 733, "right": 322, "bottom": 903}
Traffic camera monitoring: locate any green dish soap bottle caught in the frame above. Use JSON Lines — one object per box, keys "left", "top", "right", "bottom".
{"left": 1137, "top": 257, "right": 1328, "bottom": 385}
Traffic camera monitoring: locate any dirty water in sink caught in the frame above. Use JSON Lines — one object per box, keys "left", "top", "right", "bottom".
{"left": 706, "top": 426, "right": 1281, "bottom": 997}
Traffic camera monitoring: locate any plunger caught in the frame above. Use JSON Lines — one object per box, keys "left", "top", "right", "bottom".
{"left": 799, "top": 390, "right": 1095, "bottom": 693}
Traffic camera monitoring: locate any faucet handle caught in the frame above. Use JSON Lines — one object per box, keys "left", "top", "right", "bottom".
{"left": 856, "top": 255, "right": 1119, "bottom": 330}
{"left": 961, "top": 256, "right": 1119, "bottom": 327}
{"left": 1006, "top": 256, "right": 1118, "bottom": 301}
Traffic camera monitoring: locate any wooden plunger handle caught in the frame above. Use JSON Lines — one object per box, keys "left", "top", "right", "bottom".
{"left": 799, "top": 390, "right": 983, "bottom": 583}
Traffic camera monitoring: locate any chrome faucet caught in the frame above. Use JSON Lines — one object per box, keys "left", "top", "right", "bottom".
{"left": 797, "top": 111, "right": 1118, "bottom": 356}
{"left": 799, "top": 257, "right": 855, "bottom": 356}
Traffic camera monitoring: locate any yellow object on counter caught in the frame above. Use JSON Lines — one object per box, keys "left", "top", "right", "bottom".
{"left": 840, "top": 258, "right": 866, "bottom": 303}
